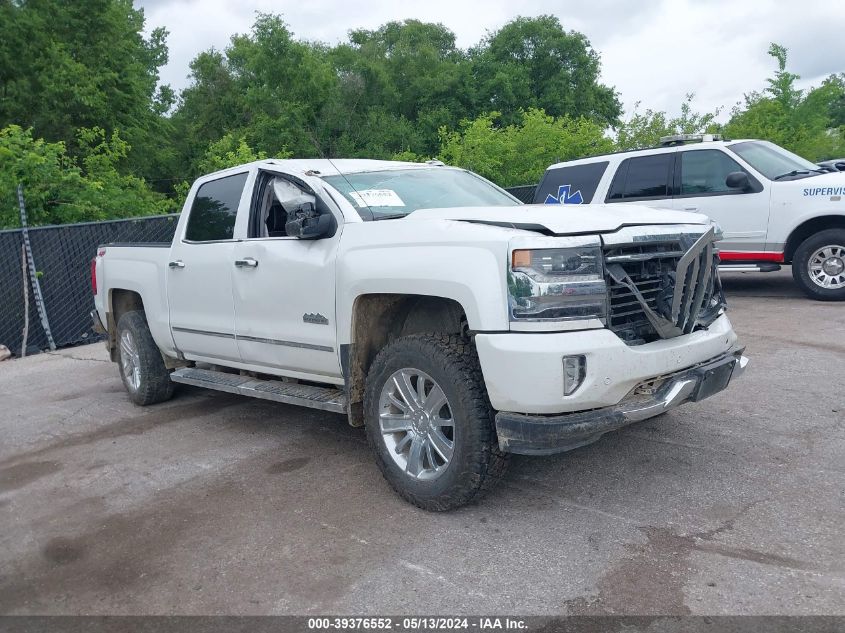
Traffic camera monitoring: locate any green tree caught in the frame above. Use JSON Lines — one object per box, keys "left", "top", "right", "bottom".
{"left": 0, "top": 125, "right": 173, "bottom": 229}
{"left": 173, "top": 13, "right": 337, "bottom": 169}
{"left": 439, "top": 108, "right": 613, "bottom": 186}
{"left": 828, "top": 74, "right": 845, "bottom": 129}
{"left": 327, "top": 20, "right": 475, "bottom": 155}
{"left": 173, "top": 133, "right": 284, "bottom": 199}
{"left": 195, "top": 133, "right": 274, "bottom": 173}
{"left": 0, "top": 0, "right": 173, "bottom": 179}
{"left": 723, "top": 44, "right": 845, "bottom": 160}
{"left": 615, "top": 94, "right": 721, "bottom": 150}
{"left": 471, "top": 16, "right": 621, "bottom": 128}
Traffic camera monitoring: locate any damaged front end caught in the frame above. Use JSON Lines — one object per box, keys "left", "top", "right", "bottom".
{"left": 602, "top": 225, "right": 726, "bottom": 345}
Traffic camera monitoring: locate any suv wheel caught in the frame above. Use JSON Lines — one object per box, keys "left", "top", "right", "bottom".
{"left": 363, "top": 333, "right": 508, "bottom": 511}
{"left": 792, "top": 229, "right": 845, "bottom": 301}
{"left": 117, "top": 310, "right": 175, "bottom": 405}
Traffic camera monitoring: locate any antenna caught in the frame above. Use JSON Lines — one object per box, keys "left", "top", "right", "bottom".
{"left": 327, "top": 156, "right": 375, "bottom": 221}
{"left": 307, "top": 130, "right": 374, "bottom": 220}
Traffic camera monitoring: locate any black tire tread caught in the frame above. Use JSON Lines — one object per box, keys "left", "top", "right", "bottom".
{"left": 363, "top": 332, "right": 508, "bottom": 511}
{"left": 792, "top": 228, "right": 845, "bottom": 301}
{"left": 117, "top": 310, "right": 175, "bottom": 406}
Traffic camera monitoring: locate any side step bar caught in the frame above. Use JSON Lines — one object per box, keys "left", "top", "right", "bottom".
{"left": 170, "top": 367, "right": 346, "bottom": 413}
{"left": 718, "top": 263, "right": 781, "bottom": 273}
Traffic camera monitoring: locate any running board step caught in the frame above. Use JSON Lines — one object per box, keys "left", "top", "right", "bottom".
{"left": 170, "top": 367, "right": 346, "bottom": 413}
{"left": 719, "top": 263, "right": 781, "bottom": 273}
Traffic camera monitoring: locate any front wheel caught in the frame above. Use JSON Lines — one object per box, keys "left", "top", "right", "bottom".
{"left": 363, "top": 333, "right": 508, "bottom": 511}
{"left": 792, "top": 229, "right": 845, "bottom": 301}
{"left": 116, "top": 310, "right": 175, "bottom": 405}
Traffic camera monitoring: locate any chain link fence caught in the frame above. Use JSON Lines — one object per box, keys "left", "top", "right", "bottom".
{"left": 1, "top": 185, "right": 536, "bottom": 358}
{"left": 504, "top": 185, "right": 537, "bottom": 203}
{"left": 1, "top": 214, "right": 179, "bottom": 356}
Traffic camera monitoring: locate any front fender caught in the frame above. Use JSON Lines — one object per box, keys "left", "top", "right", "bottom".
{"left": 336, "top": 238, "right": 510, "bottom": 344}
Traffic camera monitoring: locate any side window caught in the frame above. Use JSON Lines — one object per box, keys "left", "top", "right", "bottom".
{"left": 533, "top": 162, "right": 609, "bottom": 204}
{"left": 184, "top": 172, "right": 248, "bottom": 242}
{"left": 607, "top": 154, "right": 673, "bottom": 201}
{"left": 248, "top": 172, "right": 318, "bottom": 239}
{"left": 680, "top": 150, "right": 745, "bottom": 195}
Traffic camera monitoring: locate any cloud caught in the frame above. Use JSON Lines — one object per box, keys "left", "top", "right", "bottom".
{"left": 137, "top": 0, "right": 844, "bottom": 120}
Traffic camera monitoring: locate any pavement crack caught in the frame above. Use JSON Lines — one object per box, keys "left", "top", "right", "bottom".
{"left": 45, "top": 352, "right": 110, "bottom": 364}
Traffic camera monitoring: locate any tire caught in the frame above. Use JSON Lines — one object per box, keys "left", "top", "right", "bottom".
{"left": 363, "top": 333, "right": 508, "bottom": 511}
{"left": 116, "top": 310, "right": 175, "bottom": 406}
{"left": 792, "top": 229, "right": 845, "bottom": 301}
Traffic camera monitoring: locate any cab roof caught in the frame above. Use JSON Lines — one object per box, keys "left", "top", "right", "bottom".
{"left": 545, "top": 139, "right": 758, "bottom": 171}
{"left": 205, "top": 158, "right": 437, "bottom": 179}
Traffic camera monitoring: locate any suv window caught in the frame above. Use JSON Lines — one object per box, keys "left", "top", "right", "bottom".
{"left": 533, "top": 162, "right": 609, "bottom": 204}
{"left": 680, "top": 150, "right": 744, "bottom": 195}
{"left": 607, "top": 154, "right": 672, "bottom": 201}
{"left": 185, "top": 172, "right": 249, "bottom": 242}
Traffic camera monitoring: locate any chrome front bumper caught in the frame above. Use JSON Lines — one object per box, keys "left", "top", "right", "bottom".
{"left": 495, "top": 347, "right": 748, "bottom": 455}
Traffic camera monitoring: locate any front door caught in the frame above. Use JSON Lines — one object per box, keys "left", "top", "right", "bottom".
{"left": 672, "top": 148, "right": 771, "bottom": 253}
{"left": 231, "top": 172, "right": 342, "bottom": 381}
{"left": 167, "top": 172, "right": 249, "bottom": 363}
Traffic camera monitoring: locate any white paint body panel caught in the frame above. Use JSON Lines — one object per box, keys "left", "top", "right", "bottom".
{"left": 476, "top": 314, "right": 736, "bottom": 414}
{"left": 232, "top": 235, "right": 343, "bottom": 379}
{"left": 167, "top": 241, "right": 240, "bottom": 362}
{"left": 94, "top": 246, "right": 177, "bottom": 357}
{"left": 95, "top": 158, "right": 740, "bottom": 416}
{"left": 767, "top": 171, "right": 845, "bottom": 251}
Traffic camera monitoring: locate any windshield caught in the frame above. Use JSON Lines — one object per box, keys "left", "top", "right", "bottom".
{"left": 322, "top": 167, "right": 520, "bottom": 219}
{"left": 728, "top": 141, "right": 821, "bottom": 180}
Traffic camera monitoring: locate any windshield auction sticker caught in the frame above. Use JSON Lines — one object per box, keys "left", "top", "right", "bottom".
{"left": 349, "top": 189, "right": 405, "bottom": 207}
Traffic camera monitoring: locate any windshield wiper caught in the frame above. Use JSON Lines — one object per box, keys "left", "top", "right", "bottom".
{"left": 773, "top": 169, "right": 826, "bottom": 180}
{"left": 372, "top": 213, "right": 409, "bottom": 221}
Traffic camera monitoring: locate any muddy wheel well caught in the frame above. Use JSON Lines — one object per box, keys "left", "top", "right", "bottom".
{"left": 784, "top": 215, "right": 845, "bottom": 262}
{"left": 344, "top": 295, "right": 467, "bottom": 426}
{"left": 107, "top": 289, "right": 144, "bottom": 361}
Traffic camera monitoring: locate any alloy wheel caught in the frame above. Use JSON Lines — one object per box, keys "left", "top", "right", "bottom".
{"left": 378, "top": 368, "right": 455, "bottom": 481}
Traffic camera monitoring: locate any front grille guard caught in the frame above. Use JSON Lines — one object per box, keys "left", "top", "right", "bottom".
{"left": 606, "top": 227, "right": 723, "bottom": 340}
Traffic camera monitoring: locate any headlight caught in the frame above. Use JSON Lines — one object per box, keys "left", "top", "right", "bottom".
{"left": 508, "top": 239, "right": 607, "bottom": 322}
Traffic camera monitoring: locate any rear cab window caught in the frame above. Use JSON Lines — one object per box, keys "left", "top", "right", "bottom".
{"left": 184, "top": 172, "right": 249, "bottom": 242}
{"left": 606, "top": 154, "right": 673, "bottom": 202}
{"left": 533, "top": 162, "right": 609, "bottom": 204}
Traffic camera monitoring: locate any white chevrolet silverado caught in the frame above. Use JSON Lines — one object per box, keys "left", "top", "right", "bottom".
{"left": 92, "top": 159, "right": 748, "bottom": 510}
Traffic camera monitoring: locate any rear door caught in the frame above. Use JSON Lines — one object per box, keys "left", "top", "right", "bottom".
{"left": 230, "top": 170, "right": 343, "bottom": 382}
{"left": 167, "top": 172, "right": 249, "bottom": 363}
{"left": 670, "top": 148, "right": 770, "bottom": 252}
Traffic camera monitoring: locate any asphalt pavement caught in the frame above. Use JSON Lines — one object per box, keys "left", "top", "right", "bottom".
{"left": 1, "top": 268, "right": 842, "bottom": 615}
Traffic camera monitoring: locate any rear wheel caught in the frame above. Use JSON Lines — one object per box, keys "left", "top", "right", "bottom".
{"left": 792, "top": 229, "right": 845, "bottom": 301}
{"left": 117, "top": 310, "right": 174, "bottom": 405}
{"left": 363, "top": 333, "right": 508, "bottom": 511}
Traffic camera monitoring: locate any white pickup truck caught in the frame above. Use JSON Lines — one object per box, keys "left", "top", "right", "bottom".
{"left": 92, "top": 159, "right": 748, "bottom": 510}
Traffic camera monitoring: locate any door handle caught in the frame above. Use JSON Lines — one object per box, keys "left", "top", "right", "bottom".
{"left": 683, "top": 206, "right": 699, "bottom": 211}
{"left": 234, "top": 257, "right": 258, "bottom": 268}
{"left": 168, "top": 260, "right": 185, "bottom": 269}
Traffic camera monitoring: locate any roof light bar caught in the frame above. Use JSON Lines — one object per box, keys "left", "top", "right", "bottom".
{"left": 659, "top": 133, "right": 724, "bottom": 147}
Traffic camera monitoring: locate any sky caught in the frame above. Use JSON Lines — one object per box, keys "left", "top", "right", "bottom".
{"left": 137, "top": 0, "right": 845, "bottom": 122}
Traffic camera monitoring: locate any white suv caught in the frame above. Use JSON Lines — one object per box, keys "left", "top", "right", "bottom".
{"left": 537, "top": 135, "right": 845, "bottom": 300}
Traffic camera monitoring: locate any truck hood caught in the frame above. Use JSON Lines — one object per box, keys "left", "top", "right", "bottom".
{"left": 407, "top": 204, "right": 709, "bottom": 235}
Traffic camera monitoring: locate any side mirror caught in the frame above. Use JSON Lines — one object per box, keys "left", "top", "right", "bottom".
{"left": 285, "top": 203, "right": 332, "bottom": 240}
{"left": 725, "top": 171, "right": 750, "bottom": 190}
{"left": 835, "top": 161, "right": 845, "bottom": 172}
